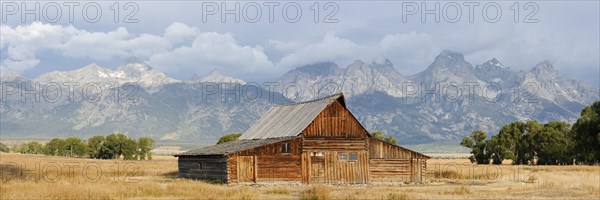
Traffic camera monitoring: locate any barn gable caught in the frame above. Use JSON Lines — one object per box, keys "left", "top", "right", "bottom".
{"left": 238, "top": 93, "right": 347, "bottom": 140}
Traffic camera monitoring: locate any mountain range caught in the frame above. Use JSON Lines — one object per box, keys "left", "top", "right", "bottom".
{"left": 1, "top": 50, "right": 598, "bottom": 144}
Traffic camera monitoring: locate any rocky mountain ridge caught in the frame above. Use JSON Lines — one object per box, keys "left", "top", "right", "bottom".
{"left": 1, "top": 52, "right": 597, "bottom": 144}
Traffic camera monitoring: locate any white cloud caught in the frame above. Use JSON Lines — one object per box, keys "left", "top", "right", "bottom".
{"left": 164, "top": 22, "right": 200, "bottom": 44}
{"left": 0, "top": 65, "right": 6, "bottom": 76}
{"left": 0, "top": 22, "right": 274, "bottom": 77}
{"left": 1, "top": 58, "right": 39, "bottom": 73}
{"left": 1, "top": 22, "right": 77, "bottom": 71}
{"left": 267, "top": 39, "right": 305, "bottom": 52}
{"left": 1, "top": 18, "right": 597, "bottom": 84}
{"left": 60, "top": 27, "right": 173, "bottom": 60}
{"left": 376, "top": 31, "right": 441, "bottom": 73}
{"left": 273, "top": 31, "right": 442, "bottom": 75}
{"left": 276, "top": 33, "right": 362, "bottom": 69}
{"left": 148, "top": 31, "right": 274, "bottom": 75}
{"left": 149, "top": 32, "right": 273, "bottom": 74}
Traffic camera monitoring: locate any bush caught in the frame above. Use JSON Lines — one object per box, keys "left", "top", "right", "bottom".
{"left": 217, "top": 133, "right": 242, "bottom": 144}
{"left": 0, "top": 143, "right": 9, "bottom": 153}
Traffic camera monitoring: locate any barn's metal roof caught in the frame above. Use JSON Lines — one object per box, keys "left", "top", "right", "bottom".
{"left": 237, "top": 93, "right": 345, "bottom": 140}
{"left": 175, "top": 136, "right": 298, "bottom": 156}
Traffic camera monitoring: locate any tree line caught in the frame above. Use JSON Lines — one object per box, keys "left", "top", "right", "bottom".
{"left": 7, "top": 134, "right": 155, "bottom": 160}
{"left": 461, "top": 100, "right": 600, "bottom": 165}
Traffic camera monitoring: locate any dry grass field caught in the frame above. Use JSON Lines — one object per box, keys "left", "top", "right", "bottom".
{"left": 1, "top": 153, "right": 598, "bottom": 199}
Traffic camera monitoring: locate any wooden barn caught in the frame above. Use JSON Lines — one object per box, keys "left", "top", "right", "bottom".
{"left": 175, "top": 93, "right": 430, "bottom": 184}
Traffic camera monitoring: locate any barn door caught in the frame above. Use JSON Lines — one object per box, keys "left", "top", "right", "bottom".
{"left": 310, "top": 153, "right": 325, "bottom": 183}
{"left": 238, "top": 156, "right": 256, "bottom": 182}
{"left": 411, "top": 159, "right": 422, "bottom": 182}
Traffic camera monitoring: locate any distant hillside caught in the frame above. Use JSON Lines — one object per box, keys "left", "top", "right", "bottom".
{"left": 1, "top": 52, "right": 598, "bottom": 144}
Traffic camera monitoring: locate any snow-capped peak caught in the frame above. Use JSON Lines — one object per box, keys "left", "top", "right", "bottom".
{"left": 439, "top": 50, "right": 465, "bottom": 61}
{"left": 1, "top": 70, "right": 22, "bottom": 79}
{"left": 199, "top": 69, "right": 246, "bottom": 84}
{"left": 487, "top": 58, "right": 506, "bottom": 68}
{"left": 32, "top": 59, "right": 180, "bottom": 93}
{"left": 532, "top": 60, "right": 555, "bottom": 71}
{"left": 0, "top": 70, "right": 27, "bottom": 82}
{"left": 530, "top": 61, "right": 560, "bottom": 78}
{"left": 117, "top": 57, "right": 153, "bottom": 77}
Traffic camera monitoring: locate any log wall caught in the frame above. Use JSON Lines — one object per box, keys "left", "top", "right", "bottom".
{"left": 368, "top": 138, "right": 427, "bottom": 182}
{"left": 302, "top": 151, "right": 369, "bottom": 184}
{"left": 369, "top": 159, "right": 411, "bottom": 182}
{"left": 228, "top": 138, "right": 302, "bottom": 183}
{"left": 303, "top": 138, "right": 367, "bottom": 152}
{"left": 178, "top": 155, "right": 228, "bottom": 182}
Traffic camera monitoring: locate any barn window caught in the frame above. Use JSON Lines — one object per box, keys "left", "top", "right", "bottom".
{"left": 281, "top": 142, "right": 291, "bottom": 154}
{"left": 339, "top": 153, "right": 347, "bottom": 161}
{"left": 349, "top": 153, "right": 358, "bottom": 161}
{"left": 198, "top": 162, "right": 203, "bottom": 170}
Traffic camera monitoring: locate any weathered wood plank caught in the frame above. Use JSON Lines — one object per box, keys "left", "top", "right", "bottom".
{"left": 303, "top": 101, "right": 367, "bottom": 139}
{"left": 177, "top": 156, "right": 228, "bottom": 182}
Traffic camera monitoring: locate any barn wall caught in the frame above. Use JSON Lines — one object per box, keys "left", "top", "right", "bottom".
{"left": 302, "top": 151, "right": 369, "bottom": 184}
{"left": 369, "top": 159, "right": 411, "bottom": 182}
{"left": 303, "top": 138, "right": 367, "bottom": 151}
{"left": 178, "top": 155, "right": 228, "bottom": 182}
{"left": 303, "top": 101, "right": 367, "bottom": 139}
{"left": 368, "top": 138, "right": 427, "bottom": 182}
{"left": 301, "top": 138, "right": 369, "bottom": 184}
{"left": 300, "top": 100, "right": 371, "bottom": 184}
{"left": 228, "top": 138, "right": 302, "bottom": 183}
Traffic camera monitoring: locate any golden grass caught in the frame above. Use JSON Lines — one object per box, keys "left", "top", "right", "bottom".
{"left": 301, "top": 185, "right": 332, "bottom": 200}
{"left": 1, "top": 153, "right": 599, "bottom": 199}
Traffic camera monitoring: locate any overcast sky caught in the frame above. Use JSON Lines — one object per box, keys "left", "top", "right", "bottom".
{"left": 1, "top": 1, "right": 598, "bottom": 86}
